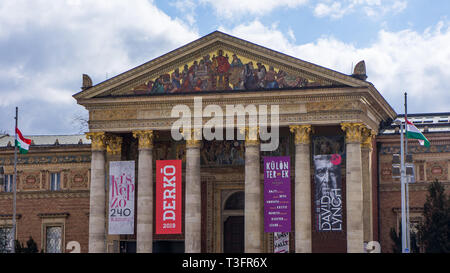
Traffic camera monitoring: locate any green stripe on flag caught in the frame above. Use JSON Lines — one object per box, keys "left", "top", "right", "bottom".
{"left": 406, "top": 131, "right": 430, "bottom": 147}
{"left": 15, "top": 139, "right": 29, "bottom": 154}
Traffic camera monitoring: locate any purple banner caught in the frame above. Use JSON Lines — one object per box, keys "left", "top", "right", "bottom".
{"left": 264, "top": 156, "right": 291, "bottom": 233}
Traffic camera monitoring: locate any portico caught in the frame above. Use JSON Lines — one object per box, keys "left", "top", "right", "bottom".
{"left": 74, "top": 31, "right": 396, "bottom": 253}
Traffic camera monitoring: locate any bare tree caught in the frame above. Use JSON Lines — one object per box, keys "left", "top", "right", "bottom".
{"left": 71, "top": 112, "right": 89, "bottom": 134}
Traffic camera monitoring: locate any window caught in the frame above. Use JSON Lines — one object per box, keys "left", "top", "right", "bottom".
{"left": 45, "top": 226, "right": 62, "bottom": 253}
{"left": 3, "top": 175, "right": 13, "bottom": 193}
{"left": 0, "top": 226, "right": 14, "bottom": 253}
{"left": 50, "top": 173, "right": 61, "bottom": 191}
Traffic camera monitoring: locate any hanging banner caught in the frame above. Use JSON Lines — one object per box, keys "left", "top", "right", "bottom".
{"left": 274, "top": 232, "right": 289, "bottom": 253}
{"left": 156, "top": 160, "right": 182, "bottom": 234}
{"left": 264, "top": 156, "right": 291, "bottom": 233}
{"left": 108, "top": 161, "right": 135, "bottom": 235}
{"left": 313, "top": 154, "right": 343, "bottom": 231}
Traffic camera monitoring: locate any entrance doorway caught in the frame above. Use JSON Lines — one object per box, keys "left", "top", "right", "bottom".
{"left": 222, "top": 191, "right": 244, "bottom": 253}
{"left": 224, "top": 216, "right": 244, "bottom": 252}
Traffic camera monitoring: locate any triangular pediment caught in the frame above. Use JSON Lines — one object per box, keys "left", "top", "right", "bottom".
{"left": 73, "top": 31, "right": 369, "bottom": 100}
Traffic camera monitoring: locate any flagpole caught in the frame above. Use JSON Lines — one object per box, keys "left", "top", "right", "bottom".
{"left": 12, "top": 106, "right": 18, "bottom": 253}
{"left": 399, "top": 116, "right": 407, "bottom": 253}
{"left": 404, "top": 92, "right": 411, "bottom": 252}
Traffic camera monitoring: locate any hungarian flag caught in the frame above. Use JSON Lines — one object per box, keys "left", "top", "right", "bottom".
{"left": 405, "top": 119, "right": 430, "bottom": 147}
{"left": 15, "top": 128, "right": 31, "bottom": 154}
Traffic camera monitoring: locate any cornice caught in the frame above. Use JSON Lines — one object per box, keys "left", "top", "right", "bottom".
{"left": 80, "top": 87, "right": 368, "bottom": 109}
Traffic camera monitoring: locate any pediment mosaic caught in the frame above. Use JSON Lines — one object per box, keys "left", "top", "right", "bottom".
{"left": 128, "top": 49, "right": 325, "bottom": 95}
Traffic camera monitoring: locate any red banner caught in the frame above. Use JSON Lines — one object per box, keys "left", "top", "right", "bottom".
{"left": 156, "top": 160, "right": 182, "bottom": 234}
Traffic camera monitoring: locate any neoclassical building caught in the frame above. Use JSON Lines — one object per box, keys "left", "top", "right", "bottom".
{"left": 72, "top": 31, "right": 397, "bottom": 253}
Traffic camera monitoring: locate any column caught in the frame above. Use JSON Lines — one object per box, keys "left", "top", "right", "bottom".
{"left": 289, "top": 125, "right": 312, "bottom": 253}
{"left": 361, "top": 128, "right": 375, "bottom": 243}
{"left": 184, "top": 128, "right": 201, "bottom": 253}
{"left": 242, "top": 126, "right": 262, "bottom": 253}
{"left": 105, "top": 134, "right": 123, "bottom": 252}
{"left": 86, "top": 132, "right": 106, "bottom": 253}
{"left": 133, "top": 130, "right": 154, "bottom": 253}
{"left": 341, "top": 123, "right": 365, "bottom": 253}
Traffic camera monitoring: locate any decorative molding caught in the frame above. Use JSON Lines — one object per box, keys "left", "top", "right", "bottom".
{"left": 0, "top": 214, "right": 22, "bottom": 220}
{"left": 37, "top": 212, "right": 70, "bottom": 219}
{"left": 0, "top": 190, "right": 90, "bottom": 200}
{"left": 289, "top": 125, "right": 312, "bottom": 145}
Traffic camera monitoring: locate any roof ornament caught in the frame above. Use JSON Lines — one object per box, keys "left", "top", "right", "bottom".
{"left": 352, "top": 60, "right": 368, "bottom": 81}
{"left": 82, "top": 74, "right": 93, "bottom": 90}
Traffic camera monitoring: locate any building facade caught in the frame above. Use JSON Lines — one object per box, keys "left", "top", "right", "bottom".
{"left": 73, "top": 31, "right": 396, "bottom": 253}
{"left": 0, "top": 135, "right": 91, "bottom": 253}
{"left": 2, "top": 32, "right": 448, "bottom": 253}
{"left": 377, "top": 113, "right": 450, "bottom": 253}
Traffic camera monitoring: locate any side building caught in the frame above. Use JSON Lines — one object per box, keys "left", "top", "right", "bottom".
{"left": 0, "top": 135, "right": 91, "bottom": 253}
{"left": 377, "top": 113, "right": 450, "bottom": 252}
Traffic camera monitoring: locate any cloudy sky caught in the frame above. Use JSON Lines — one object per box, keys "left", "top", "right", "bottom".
{"left": 0, "top": 0, "right": 449, "bottom": 136}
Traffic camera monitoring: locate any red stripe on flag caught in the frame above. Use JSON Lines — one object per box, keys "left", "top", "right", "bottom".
{"left": 15, "top": 127, "right": 31, "bottom": 144}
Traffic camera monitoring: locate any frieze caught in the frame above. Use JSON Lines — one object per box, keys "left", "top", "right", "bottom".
{"left": 306, "top": 100, "right": 360, "bottom": 112}
{"left": 0, "top": 190, "right": 90, "bottom": 200}
{"left": 91, "top": 109, "right": 137, "bottom": 121}
{"left": 379, "top": 144, "right": 450, "bottom": 155}
{"left": 88, "top": 111, "right": 372, "bottom": 131}
{"left": 380, "top": 182, "right": 450, "bottom": 192}
{"left": 0, "top": 154, "right": 91, "bottom": 166}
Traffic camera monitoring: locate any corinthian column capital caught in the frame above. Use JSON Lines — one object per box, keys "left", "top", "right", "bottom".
{"left": 289, "top": 125, "right": 312, "bottom": 145}
{"left": 239, "top": 126, "right": 260, "bottom": 146}
{"left": 341, "top": 123, "right": 366, "bottom": 143}
{"left": 86, "top": 132, "right": 106, "bottom": 151}
{"left": 181, "top": 128, "right": 202, "bottom": 148}
{"left": 132, "top": 130, "right": 154, "bottom": 150}
{"left": 361, "top": 128, "right": 376, "bottom": 149}
{"left": 105, "top": 135, "right": 123, "bottom": 155}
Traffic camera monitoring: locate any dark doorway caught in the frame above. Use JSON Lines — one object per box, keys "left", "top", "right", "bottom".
{"left": 119, "top": 241, "right": 136, "bottom": 253}
{"left": 153, "top": 241, "right": 185, "bottom": 253}
{"left": 223, "top": 216, "right": 244, "bottom": 253}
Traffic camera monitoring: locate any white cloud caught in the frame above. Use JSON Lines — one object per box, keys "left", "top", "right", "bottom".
{"left": 200, "top": 0, "right": 308, "bottom": 19}
{"left": 221, "top": 20, "right": 450, "bottom": 114}
{"left": 0, "top": 0, "right": 199, "bottom": 134}
{"left": 313, "top": 0, "right": 408, "bottom": 19}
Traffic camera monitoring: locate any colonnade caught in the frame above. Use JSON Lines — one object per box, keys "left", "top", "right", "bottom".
{"left": 86, "top": 122, "right": 374, "bottom": 253}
